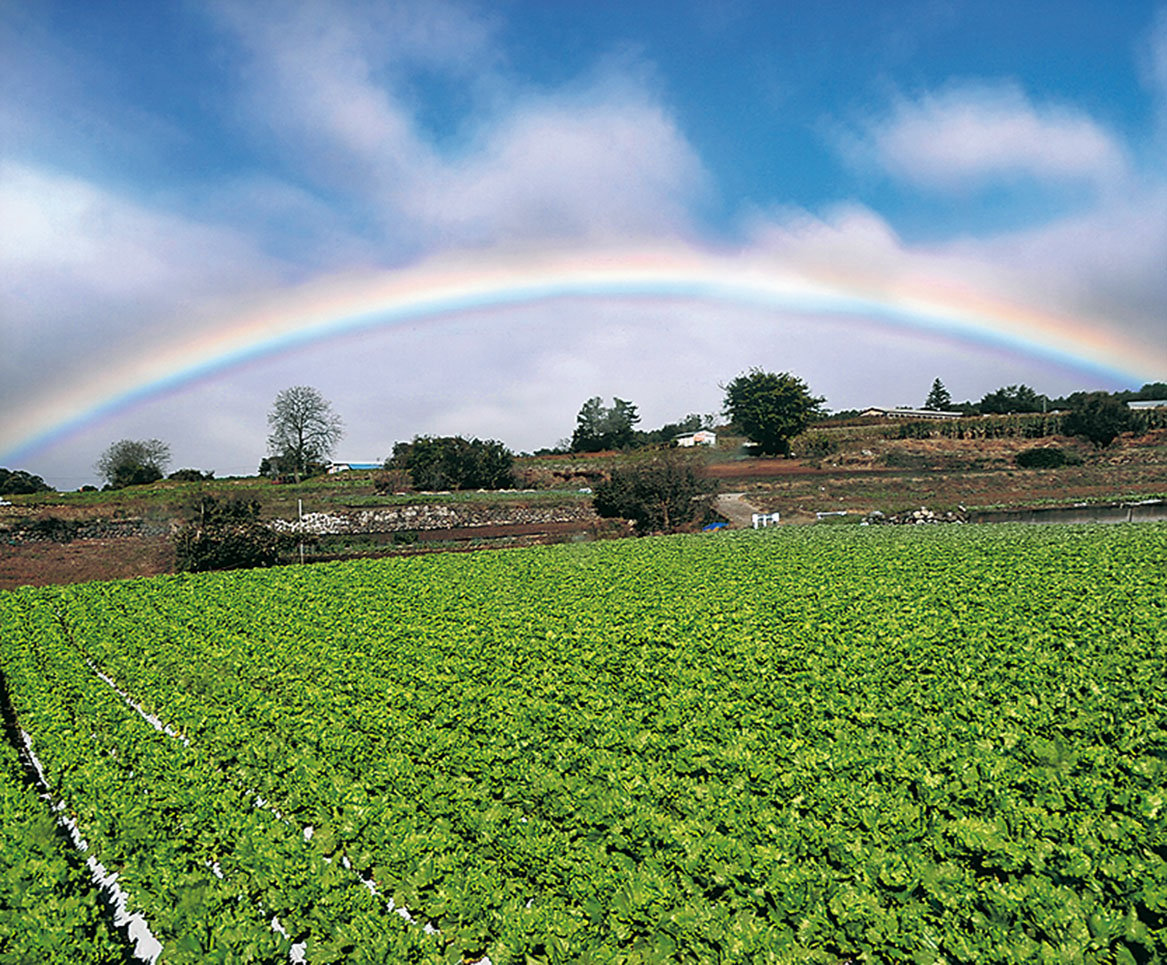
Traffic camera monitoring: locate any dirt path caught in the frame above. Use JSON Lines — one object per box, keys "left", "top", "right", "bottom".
{"left": 714, "top": 492, "right": 761, "bottom": 529}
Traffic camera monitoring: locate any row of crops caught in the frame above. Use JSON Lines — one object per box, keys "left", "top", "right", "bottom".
{"left": 1, "top": 523, "right": 1165, "bottom": 963}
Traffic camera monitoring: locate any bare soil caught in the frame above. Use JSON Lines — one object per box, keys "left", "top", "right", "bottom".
{"left": 702, "top": 430, "right": 1167, "bottom": 521}
{"left": 0, "top": 538, "right": 174, "bottom": 590}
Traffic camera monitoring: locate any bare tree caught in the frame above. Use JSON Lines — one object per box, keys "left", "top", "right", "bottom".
{"left": 266, "top": 386, "right": 344, "bottom": 481}
{"left": 95, "top": 438, "right": 171, "bottom": 489}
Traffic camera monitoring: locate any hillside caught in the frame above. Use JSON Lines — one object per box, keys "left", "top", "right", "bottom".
{"left": 2, "top": 418, "right": 1165, "bottom": 589}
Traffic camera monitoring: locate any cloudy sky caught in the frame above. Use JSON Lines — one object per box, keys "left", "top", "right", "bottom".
{"left": 2, "top": 0, "right": 1165, "bottom": 488}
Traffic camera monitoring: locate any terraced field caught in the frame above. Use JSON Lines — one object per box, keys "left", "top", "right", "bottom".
{"left": 1, "top": 524, "right": 1164, "bottom": 963}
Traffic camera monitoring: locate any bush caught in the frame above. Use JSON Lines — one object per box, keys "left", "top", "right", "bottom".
{"left": 168, "top": 468, "right": 215, "bottom": 482}
{"left": 173, "top": 497, "right": 291, "bottom": 572}
{"left": 106, "top": 464, "right": 163, "bottom": 489}
{"left": 258, "top": 455, "right": 327, "bottom": 482}
{"left": 1015, "top": 447, "right": 1070, "bottom": 469}
{"left": 793, "top": 432, "right": 838, "bottom": 458}
{"left": 593, "top": 455, "right": 714, "bottom": 534}
{"left": 95, "top": 438, "right": 170, "bottom": 488}
{"left": 0, "top": 468, "right": 52, "bottom": 495}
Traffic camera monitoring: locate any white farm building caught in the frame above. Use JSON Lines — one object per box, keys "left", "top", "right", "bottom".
{"left": 674, "top": 430, "right": 717, "bottom": 447}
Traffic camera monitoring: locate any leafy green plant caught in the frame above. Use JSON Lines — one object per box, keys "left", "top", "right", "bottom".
{"left": 3, "top": 523, "right": 1166, "bottom": 962}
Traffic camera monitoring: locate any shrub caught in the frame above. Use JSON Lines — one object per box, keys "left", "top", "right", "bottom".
{"left": 95, "top": 438, "right": 170, "bottom": 488}
{"left": 173, "top": 497, "right": 291, "bottom": 572}
{"left": 259, "top": 455, "right": 327, "bottom": 482}
{"left": 793, "top": 432, "right": 838, "bottom": 458}
{"left": 168, "top": 468, "right": 215, "bottom": 482}
{"left": 895, "top": 421, "right": 935, "bottom": 439}
{"left": 106, "top": 464, "right": 163, "bottom": 489}
{"left": 593, "top": 455, "right": 714, "bottom": 534}
{"left": 1016, "top": 447, "right": 1069, "bottom": 469}
{"left": 0, "top": 468, "right": 52, "bottom": 495}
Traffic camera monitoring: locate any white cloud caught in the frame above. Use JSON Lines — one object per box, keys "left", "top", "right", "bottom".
{"left": 0, "top": 163, "right": 278, "bottom": 292}
{"left": 853, "top": 83, "right": 1127, "bottom": 191}
{"left": 955, "top": 182, "right": 1167, "bottom": 345}
{"left": 5, "top": 1, "right": 1165, "bottom": 488}
{"left": 0, "top": 161, "right": 284, "bottom": 401}
{"left": 210, "top": 0, "right": 707, "bottom": 248}
{"left": 745, "top": 182, "right": 1167, "bottom": 376}
{"left": 412, "top": 89, "right": 706, "bottom": 242}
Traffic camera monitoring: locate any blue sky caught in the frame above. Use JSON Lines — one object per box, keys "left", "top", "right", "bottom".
{"left": 2, "top": 1, "right": 1165, "bottom": 486}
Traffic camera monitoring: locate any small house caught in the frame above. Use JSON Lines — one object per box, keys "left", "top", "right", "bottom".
{"left": 674, "top": 430, "right": 717, "bottom": 447}
{"left": 327, "top": 461, "right": 383, "bottom": 474}
{"left": 860, "top": 407, "right": 961, "bottom": 421}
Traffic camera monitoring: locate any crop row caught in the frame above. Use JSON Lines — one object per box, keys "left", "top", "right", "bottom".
{"left": 1, "top": 523, "right": 1165, "bottom": 962}
{"left": 0, "top": 595, "right": 445, "bottom": 963}
{"left": 0, "top": 689, "right": 127, "bottom": 964}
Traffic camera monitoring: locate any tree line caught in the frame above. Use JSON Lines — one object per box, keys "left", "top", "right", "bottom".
{"left": 1, "top": 371, "right": 1159, "bottom": 573}
{"left": 837, "top": 378, "right": 1167, "bottom": 419}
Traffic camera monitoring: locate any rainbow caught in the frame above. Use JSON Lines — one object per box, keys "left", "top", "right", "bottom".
{"left": 2, "top": 247, "right": 1159, "bottom": 462}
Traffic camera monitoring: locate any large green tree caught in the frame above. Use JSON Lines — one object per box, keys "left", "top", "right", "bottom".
{"left": 570, "top": 397, "right": 640, "bottom": 452}
{"left": 94, "top": 438, "right": 171, "bottom": 489}
{"left": 390, "top": 436, "right": 516, "bottom": 490}
{"left": 266, "top": 386, "right": 343, "bottom": 482}
{"left": 1063, "top": 392, "right": 1132, "bottom": 448}
{"left": 722, "top": 369, "right": 824, "bottom": 456}
{"left": 979, "top": 384, "right": 1047, "bottom": 414}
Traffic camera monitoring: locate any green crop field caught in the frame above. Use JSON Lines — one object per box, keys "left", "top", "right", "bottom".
{"left": 1, "top": 524, "right": 1164, "bottom": 963}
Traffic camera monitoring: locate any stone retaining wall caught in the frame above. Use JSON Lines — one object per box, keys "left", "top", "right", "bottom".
{"left": 2, "top": 518, "right": 173, "bottom": 544}
{"left": 271, "top": 502, "right": 599, "bottom": 536}
{"left": 970, "top": 500, "right": 1167, "bottom": 525}
{"left": 861, "top": 508, "right": 967, "bottom": 525}
{"left": 861, "top": 500, "right": 1167, "bottom": 526}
